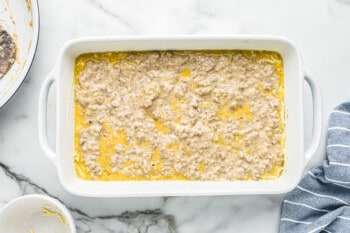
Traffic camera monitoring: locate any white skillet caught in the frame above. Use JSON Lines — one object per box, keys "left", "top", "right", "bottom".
{"left": 0, "top": 0, "right": 39, "bottom": 108}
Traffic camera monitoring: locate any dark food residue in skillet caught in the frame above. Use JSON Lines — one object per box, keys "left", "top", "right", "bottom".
{"left": 0, "top": 26, "right": 16, "bottom": 78}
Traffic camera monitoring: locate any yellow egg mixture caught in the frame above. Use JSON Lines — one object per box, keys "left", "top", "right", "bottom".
{"left": 74, "top": 50, "right": 285, "bottom": 181}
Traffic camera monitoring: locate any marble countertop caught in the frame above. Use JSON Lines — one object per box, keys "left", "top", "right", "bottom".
{"left": 1, "top": 0, "right": 350, "bottom": 232}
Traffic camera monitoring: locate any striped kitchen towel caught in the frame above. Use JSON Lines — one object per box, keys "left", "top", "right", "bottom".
{"left": 280, "top": 103, "right": 350, "bottom": 233}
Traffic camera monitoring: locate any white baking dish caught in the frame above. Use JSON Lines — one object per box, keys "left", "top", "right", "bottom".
{"left": 38, "top": 36, "right": 322, "bottom": 197}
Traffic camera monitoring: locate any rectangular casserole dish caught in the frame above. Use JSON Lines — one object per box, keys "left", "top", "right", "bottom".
{"left": 38, "top": 36, "right": 322, "bottom": 197}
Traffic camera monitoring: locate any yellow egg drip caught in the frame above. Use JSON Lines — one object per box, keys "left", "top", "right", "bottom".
{"left": 255, "top": 51, "right": 285, "bottom": 179}
{"left": 180, "top": 69, "right": 191, "bottom": 77}
{"left": 167, "top": 143, "right": 180, "bottom": 150}
{"left": 120, "top": 161, "right": 134, "bottom": 169}
{"left": 170, "top": 98, "right": 183, "bottom": 123}
{"left": 74, "top": 104, "right": 91, "bottom": 179}
{"left": 260, "top": 164, "right": 284, "bottom": 180}
{"left": 154, "top": 119, "right": 170, "bottom": 134}
{"left": 199, "top": 101, "right": 210, "bottom": 109}
{"left": 216, "top": 133, "right": 227, "bottom": 149}
{"left": 233, "top": 134, "right": 244, "bottom": 143}
{"left": 198, "top": 160, "right": 206, "bottom": 172}
{"left": 170, "top": 99, "right": 181, "bottom": 111}
{"left": 98, "top": 124, "right": 126, "bottom": 175}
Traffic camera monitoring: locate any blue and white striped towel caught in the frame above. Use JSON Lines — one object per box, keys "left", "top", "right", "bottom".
{"left": 280, "top": 103, "right": 350, "bottom": 233}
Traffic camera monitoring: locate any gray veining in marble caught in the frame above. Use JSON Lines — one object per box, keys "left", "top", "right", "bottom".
{"left": 0, "top": 162, "right": 177, "bottom": 233}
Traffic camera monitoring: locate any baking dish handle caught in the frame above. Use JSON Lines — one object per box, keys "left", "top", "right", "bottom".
{"left": 38, "top": 72, "right": 56, "bottom": 163}
{"left": 304, "top": 74, "right": 323, "bottom": 164}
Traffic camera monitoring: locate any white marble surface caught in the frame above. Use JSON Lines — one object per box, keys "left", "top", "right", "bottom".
{"left": 1, "top": 0, "right": 350, "bottom": 232}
